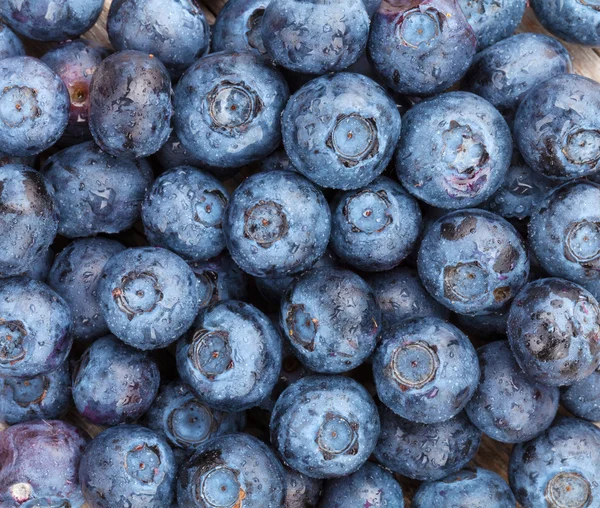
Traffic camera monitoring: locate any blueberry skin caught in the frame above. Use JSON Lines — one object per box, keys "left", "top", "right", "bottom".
{"left": 0, "top": 165, "right": 58, "bottom": 278}
{"left": 270, "top": 376, "right": 380, "bottom": 479}
{"left": 0, "top": 420, "right": 87, "bottom": 508}
{"left": 0, "top": 278, "right": 72, "bottom": 379}
{"left": 89, "top": 50, "right": 173, "bottom": 159}
{"left": 330, "top": 177, "right": 421, "bottom": 271}
{"left": 455, "top": 308, "right": 508, "bottom": 339}
{"left": 212, "top": 0, "right": 270, "bottom": 56}
{"left": 465, "top": 341, "right": 559, "bottom": 443}
{"left": 261, "top": 0, "right": 370, "bottom": 75}
{"left": 42, "top": 141, "right": 154, "bottom": 238}
{"left": 0, "top": 22, "right": 25, "bottom": 61}
{"left": 396, "top": 92, "right": 512, "bottom": 209}
{"left": 0, "top": 152, "right": 35, "bottom": 168}
{"left": 0, "top": 360, "right": 70, "bottom": 424}
{"left": 22, "top": 247, "right": 54, "bottom": 283}
{"left": 318, "top": 462, "right": 404, "bottom": 508}
{"left": 281, "top": 267, "right": 381, "bottom": 373}
{"left": 79, "top": 424, "right": 176, "bottom": 508}
{"left": 530, "top": 0, "right": 600, "bottom": 47}
{"left": 509, "top": 417, "right": 600, "bottom": 508}
{"left": 368, "top": 0, "right": 477, "bottom": 96}
{"left": 224, "top": 171, "right": 331, "bottom": 278}
{"left": 260, "top": 149, "right": 296, "bottom": 173}
{"left": 282, "top": 73, "right": 401, "bottom": 191}
{"left": 418, "top": 209, "right": 529, "bottom": 315}
{"left": 561, "top": 367, "right": 600, "bottom": 422}
{"left": 0, "top": 57, "right": 69, "bottom": 157}
{"left": 0, "top": 0, "right": 103, "bottom": 42}
{"left": 284, "top": 467, "right": 322, "bottom": 508}
{"left": 107, "top": 0, "right": 210, "bottom": 79}
{"left": 174, "top": 52, "right": 289, "bottom": 170}
{"left": 413, "top": 467, "right": 516, "bottom": 508}
{"left": 507, "top": 278, "right": 600, "bottom": 386}
{"left": 98, "top": 247, "right": 200, "bottom": 350}
{"left": 514, "top": 74, "right": 600, "bottom": 180}
{"left": 41, "top": 40, "right": 111, "bottom": 146}
{"left": 177, "top": 300, "right": 282, "bottom": 412}
{"left": 72, "top": 335, "right": 160, "bottom": 425}
{"left": 374, "top": 406, "right": 482, "bottom": 481}
{"left": 48, "top": 238, "right": 125, "bottom": 341}
{"left": 142, "top": 167, "right": 229, "bottom": 262}
{"left": 154, "top": 132, "right": 206, "bottom": 172}
{"left": 177, "top": 433, "right": 285, "bottom": 508}
{"left": 458, "top": 0, "right": 526, "bottom": 50}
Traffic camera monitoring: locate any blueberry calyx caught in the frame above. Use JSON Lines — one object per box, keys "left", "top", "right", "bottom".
{"left": 564, "top": 220, "right": 600, "bottom": 266}
{"left": 167, "top": 400, "right": 214, "bottom": 447}
{"left": 190, "top": 329, "right": 234, "bottom": 380}
{"left": 316, "top": 412, "right": 359, "bottom": 459}
{"left": 285, "top": 304, "right": 317, "bottom": 352}
{"left": 112, "top": 271, "right": 164, "bottom": 321}
{"left": 0, "top": 86, "right": 41, "bottom": 127}
{"left": 562, "top": 128, "right": 600, "bottom": 166}
{"left": 197, "top": 466, "right": 245, "bottom": 508}
{"left": 343, "top": 189, "right": 392, "bottom": 234}
{"left": 398, "top": 8, "right": 442, "bottom": 49}
{"left": 8, "top": 375, "right": 49, "bottom": 407}
{"left": 545, "top": 471, "right": 591, "bottom": 508}
{"left": 208, "top": 80, "right": 262, "bottom": 131}
{"left": 126, "top": 443, "right": 162, "bottom": 485}
{"left": 0, "top": 319, "right": 27, "bottom": 364}
{"left": 327, "top": 114, "right": 378, "bottom": 167}
{"left": 390, "top": 341, "right": 439, "bottom": 390}
{"left": 243, "top": 200, "right": 288, "bottom": 248}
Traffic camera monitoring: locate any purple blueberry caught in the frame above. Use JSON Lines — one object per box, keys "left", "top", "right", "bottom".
{"left": 530, "top": 0, "right": 600, "bottom": 47}
{"left": 0, "top": 22, "right": 25, "bottom": 61}
{"left": 284, "top": 467, "right": 322, "bottom": 508}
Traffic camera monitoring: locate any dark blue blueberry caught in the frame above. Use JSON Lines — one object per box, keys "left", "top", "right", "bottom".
{"left": 260, "top": 149, "right": 296, "bottom": 173}
{"left": 509, "top": 417, "right": 600, "bottom": 508}
{"left": 362, "top": 0, "right": 381, "bottom": 16}
{"left": 281, "top": 267, "right": 380, "bottom": 373}
{"left": 177, "top": 300, "right": 282, "bottom": 411}
{"left": 223, "top": 171, "right": 331, "bottom": 278}
{"left": 318, "top": 461, "right": 404, "bottom": 508}
{"left": 48, "top": 238, "right": 125, "bottom": 341}
{"left": 89, "top": 50, "right": 172, "bottom": 159}
{"left": 270, "top": 376, "right": 380, "bottom": 479}
{"left": 0, "top": 278, "right": 72, "bottom": 379}
{"left": 42, "top": 141, "right": 154, "bottom": 238}
{"left": 212, "top": 0, "right": 270, "bottom": 56}
{"left": 368, "top": 0, "right": 477, "bottom": 96}
{"left": 0, "top": 22, "right": 25, "bottom": 61}
{"left": 174, "top": 52, "right": 289, "bottom": 170}
{"left": 0, "top": 360, "right": 70, "bottom": 424}
{"left": 177, "top": 433, "right": 285, "bottom": 508}
{"left": 22, "top": 247, "right": 54, "bottom": 283}
{"left": 79, "top": 424, "right": 176, "bottom": 508}
{"left": 530, "top": 0, "right": 600, "bottom": 47}
{"left": 284, "top": 467, "right": 322, "bottom": 508}
{"left": 374, "top": 406, "right": 482, "bottom": 481}
{"left": 455, "top": 308, "right": 508, "bottom": 339}
{"left": 0, "top": 153, "right": 35, "bottom": 168}
{"left": 142, "top": 166, "right": 229, "bottom": 262}
{"left": 418, "top": 209, "right": 529, "bottom": 315}
{"left": 0, "top": 420, "right": 87, "bottom": 508}
{"left": 0, "top": 0, "right": 103, "bottom": 41}
{"left": 0, "top": 57, "right": 69, "bottom": 157}
{"left": 330, "top": 177, "right": 421, "bottom": 271}
{"left": 413, "top": 467, "right": 516, "bottom": 508}
{"left": 41, "top": 39, "right": 111, "bottom": 146}
{"left": 465, "top": 340, "right": 559, "bottom": 443}
{"left": 514, "top": 74, "right": 600, "bottom": 180}
{"left": 261, "top": 0, "right": 370, "bottom": 74}
{"left": 107, "top": 0, "right": 210, "bottom": 79}
{"left": 507, "top": 278, "right": 600, "bottom": 386}
{"left": 561, "top": 367, "right": 600, "bottom": 422}
{"left": 72, "top": 335, "right": 160, "bottom": 425}
{"left": 396, "top": 92, "right": 512, "bottom": 209}
{"left": 0, "top": 165, "right": 58, "bottom": 278}
{"left": 154, "top": 132, "right": 206, "bottom": 172}
{"left": 282, "top": 73, "right": 401, "bottom": 190}
{"left": 98, "top": 247, "right": 200, "bottom": 350}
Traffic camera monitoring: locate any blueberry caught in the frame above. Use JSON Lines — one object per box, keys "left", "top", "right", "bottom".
{"left": 0, "top": 153, "right": 35, "bottom": 168}
{"left": 154, "top": 132, "right": 206, "bottom": 172}
{"left": 396, "top": 92, "right": 512, "bottom": 209}
{"left": 177, "top": 300, "right": 282, "bottom": 411}
{"left": 261, "top": 0, "right": 369, "bottom": 74}
{"left": 0, "top": 0, "right": 103, "bottom": 41}
{"left": 0, "top": 22, "right": 25, "bottom": 61}
{"left": 0, "top": 361, "right": 70, "bottom": 424}
{"left": 107, "top": 0, "right": 210, "bottom": 79}
{"left": 418, "top": 209, "right": 529, "bottom": 315}
{"left": 41, "top": 40, "right": 111, "bottom": 146}
{"left": 97, "top": 247, "right": 200, "bottom": 350}
{"left": 413, "top": 467, "right": 516, "bottom": 508}
{"left": 508, "top": 278, "right": 600, "bottom": 386}
{"left": 374, "top": 406, "right": 482, "bottom": 481}
{"left": 0, "top": 420, "right": 87, "bottom": 507}
{"left": 530, "top": 0, "right": 600, "bottom": 47}
{"left": 0, "top": 165, "right": 58, "bottom": 278}
{"left": 260, "top": 149, "right": 296, "bottom": 173}
{"left": 455, "top": 308, "right": 509, "bottom": 339}
{"left": 284, "top": 467, "right": 322, "bottom": 508}
{"left": 0, "top": 278, "right": 72, "bottom": 379}
{"left": 79, "top": 424, "right": 176, "bottom": 508}
{"left": 0, "top": 57, "right": 69, "bottom": 156}
{"left": 271, "top": 376, "right": 380, "bottom": 479}
{"left": 282, "top": 73, "right": 401, "bottom": 190}
{"left": 89, "top": 50, "right": 172, "bottom": 159}
{"left": 509, "top": 417, "right": 600, "bottom": 508}
{"left": 174, "top": 52, "right": 289, "bottom": 170}
{"left": 48, "top": 238, "right": 125, "bottom": 341}
{"left": 318, "top": 461, "right": 404, "bottom": 508}
{"left": 224, "top": 170, "right": 331, "bottom": 278}
{"left": 368, "top": 0, "right": 476, "bottom": 96}
{"left": 177, "top": 433, "right": 285, "bottom": 507}
{"left": 212, "top": 0, "right": 270, "bottom": 56}
{"left": 42, "top": 141, "right": 154, "bottom": 238}
{"left": 21, "top": 247, "right": 54, "bottom": 283}
{"left": 561, "top": 367, "right": 600, "bottom": 422}
{"left": 514, "top": 74, "right": 600, "bottom": 180}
